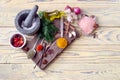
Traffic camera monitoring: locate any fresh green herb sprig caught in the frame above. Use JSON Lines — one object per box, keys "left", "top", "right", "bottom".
{"left": 38, "top": 11, "right": 59, "bottom": 42}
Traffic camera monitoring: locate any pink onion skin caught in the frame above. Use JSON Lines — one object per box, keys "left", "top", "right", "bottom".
{"left": 73, "top": 7, "right": 81, "bottom": 15}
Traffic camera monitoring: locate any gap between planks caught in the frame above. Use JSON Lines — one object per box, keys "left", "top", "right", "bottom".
{"left": 0, "top": 63, "right": 120, "bottom": 80}
{"left": 1, "top": 27, "right": 120, "bottom": 45}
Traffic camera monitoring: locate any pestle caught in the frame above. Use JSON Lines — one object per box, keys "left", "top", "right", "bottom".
{"left": 15, "top": 5, "right": 41, "bottom": 35}
{"left": 23, "top": 5, "right": 38, "bottom": 28}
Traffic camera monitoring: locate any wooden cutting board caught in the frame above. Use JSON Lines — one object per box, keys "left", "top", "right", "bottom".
{"left": 22, "top": 19, "right": 80, "bottom": 70}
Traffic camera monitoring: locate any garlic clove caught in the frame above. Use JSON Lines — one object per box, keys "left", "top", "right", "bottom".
{"left": 71, "top": 13, "right": 78, "bottom": 20}
{"left": 68, "top": 32, "right": 72, "bottom": 38}
{"left": 64, "top": 9, "right": 71, "bottom": 14}
{"left": 71, "top": 31, "right": 76, "bottom": 37}
{"left": 67, "top": 15, "right": 73, "bottom": 22}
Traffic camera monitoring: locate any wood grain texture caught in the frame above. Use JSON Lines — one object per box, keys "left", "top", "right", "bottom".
{"left": 0, "top": 0, "right": 120, "bottom": 26}
{"left": 1, "top": 64, "right": 120, "bottom": 80}
{"left": 0, "top": 0, "right": 120, "bottom": 80}
{"left": 1, "top": 27, "right": 120, "bottom": 45}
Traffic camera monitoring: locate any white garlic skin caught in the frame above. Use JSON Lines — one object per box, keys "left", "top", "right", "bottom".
{"left": 67, "top": 15, "right": 73, "bottom": 22}
{"left": 68, "top": 32, "right": 72, "bottom": 38}
{"left": 64, "top": 9, "right": 72, "bottom": 14}
{"left": 71, "top": 31, "right": 76, "bottom": 37}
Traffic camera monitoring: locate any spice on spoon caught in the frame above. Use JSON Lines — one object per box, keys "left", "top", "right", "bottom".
{"left": 57, "top": 38, "right": 68, "bottom": 48}
{"left": 36, "top": 39, "right": 44, "bottom": 52}
{"left": 27, "top": 37, "right": 39, "bottom": 59}
{"left": 34, "top": 42, "right": 48, "bottom": 69}
{"left": 56, "top": 16, "right": 68, "bottom": 49}
{"left": 36, "top": 45, "right": 43, "bottom": 52}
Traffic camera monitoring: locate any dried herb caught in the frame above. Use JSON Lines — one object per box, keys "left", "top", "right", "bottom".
{"left": 38, "top": 11, "right": 59, "bottom": 42}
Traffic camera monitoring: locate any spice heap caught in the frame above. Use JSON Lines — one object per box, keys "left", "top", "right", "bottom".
{"left": 12, "top": 5, "right": 99, "bottom": 70}
{"left": 56, "top": 37, "right": 68, "bottom": 48}
{"left": 78, "top": 15, "right": 99, "bottom": 35}
{"left": 11, "top": 34, "right": 24, "bottom": 47}
{"left": 10, "top": 33, "right": 26, "bottom": 49}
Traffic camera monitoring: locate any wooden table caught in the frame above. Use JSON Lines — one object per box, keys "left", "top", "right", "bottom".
{"left": 0, "top": 0, "right": 120, "bottom": 80}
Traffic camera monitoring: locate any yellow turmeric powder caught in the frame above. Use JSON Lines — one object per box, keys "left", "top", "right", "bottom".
{"left": 56, "top": 38, "right": 68, "bottom": 48}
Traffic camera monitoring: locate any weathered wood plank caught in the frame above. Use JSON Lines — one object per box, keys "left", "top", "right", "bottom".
{"left": 0, "top": 0, "right": 120, "bottom": 80}
{"left": 0, "top": 63, "right": 120, "bottom": 80}
{"left": 1, "top": 27, "right": 120, "bottom": 45}
{"left": 1, "top": 44, "right": 120, "bottom": 63}
{"left": 0, "top": 0, "right": 120, "bottom": 26}
{"left": 28, "top": 0, "right": 120, "bottom": 3}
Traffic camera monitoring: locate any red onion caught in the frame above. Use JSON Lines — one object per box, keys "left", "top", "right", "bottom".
{"left": 73, "top": 7, "right": 81, "bottom": 15}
